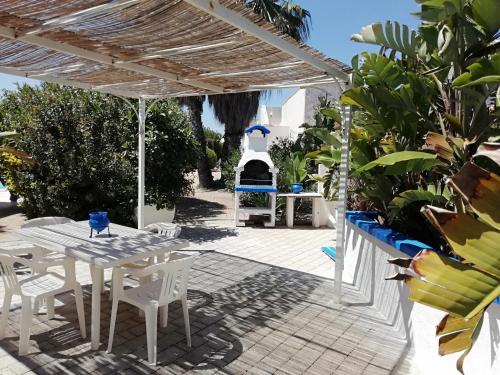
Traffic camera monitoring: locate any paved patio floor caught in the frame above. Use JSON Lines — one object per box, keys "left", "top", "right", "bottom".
{"left": 0, "top": 189, "right": 410, "bottom": 374}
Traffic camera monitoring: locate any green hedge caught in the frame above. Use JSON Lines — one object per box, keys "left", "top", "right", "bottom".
{"left": 0, "top": 84, "right": 196, "bottom": 225}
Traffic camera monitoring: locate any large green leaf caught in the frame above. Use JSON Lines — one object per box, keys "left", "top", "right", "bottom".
{"left": 284, "top": 152, "right": 308, "bottom": 184}
{"left": 448, "top": 163, "right": 500, "bottom": 230}
{"left": 320, "top": 107, "right": 341, "bottom": 124}
{"left": 354, "top": 151, "right": 443, "bottom": 174}
{"left": 453, "top": 53, "right": 500, "bottom": 88}
{"left": 388, "top": 189, "right": 448, "bottom": 219}
{"left": 307, "top": 147, "right": 340, "bottom": 167}
{"left": 437, "top": 311, "right": 484, "bottom": 374}
{"left": 423, "top": 132, "right": 455, "bottom": 161}
{"left": 388, "top": 250, "right": 500, "bottom": 318}
{"left": 304, "top": 128, "right": 341, "bottom": 148}
{"left": 421, "top": 206, "right": 500, "bottom": 281}
{"left": 351, "top": 21, "right": 418, "bottom": 57}
{"left": 472, "top": 0, "right": 500, "bottom": 35}
{"left": 358, "top": 53, "right": 402, "bottom": 86}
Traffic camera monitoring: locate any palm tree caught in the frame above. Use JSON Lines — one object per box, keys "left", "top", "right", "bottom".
{"left": 178, "top": 96, "right": 214, "bottom": 188}
{"left": 209, "top": 0, "right": 311, "bottom": 169}
{"left": 246, "top": 0, "right": 311, "bottom": 42}
{"left": 208, "top": 92, "right": 261, "bottom": 163}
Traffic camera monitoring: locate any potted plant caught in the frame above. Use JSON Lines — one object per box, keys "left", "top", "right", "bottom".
{"left": 285, "top": 151, "right": 307, "bottom": 193}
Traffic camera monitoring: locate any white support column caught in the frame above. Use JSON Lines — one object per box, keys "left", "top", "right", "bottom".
{"left": 334, "top": 105, "right": 352, "bottom": 303}
{"left": 137, "top": 97, "right": 146, "bottom": 229}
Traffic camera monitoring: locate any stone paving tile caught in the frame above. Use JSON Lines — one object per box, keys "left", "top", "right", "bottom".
{"left": 0, "top": 189, "right": 410, "bottom": 374}
{"left": 0, "top": 251, "right": 409, "bottom": 375}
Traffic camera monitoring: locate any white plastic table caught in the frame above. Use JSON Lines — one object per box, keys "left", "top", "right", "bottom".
{"left": 278, "top": 192, "right": 323, "bottom": 228}
{"left": 17, "top": 221, "right": 188, "bottom": 350}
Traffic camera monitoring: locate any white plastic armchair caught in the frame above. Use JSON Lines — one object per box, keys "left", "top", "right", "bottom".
{"left": 21, "top": 216, "right": 75, "bottom": 229}
{"left": 18, "top": 216, "right": 76, "bottom": 272}
{"left": 107, "top": 252, "right": 197, "bottom": 365}
{"left": 143, "top": 222, "right": 181, "bottom": 238}
{"left": 0, "top": 253, "right": 86, "bottom": 355}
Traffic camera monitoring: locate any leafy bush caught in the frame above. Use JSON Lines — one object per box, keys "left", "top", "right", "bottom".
{"left": 283, "top": 151, "right": 307, "bottom": 185}
{"left": 204, "top": 127, "right": 223, "bottom": 160}
{"left": 206, "top": 147, "right": 217, "bottom": 169}
{"left": 0, "top": 84, "right": 196, "bottom": 224}
{"left": 221, "top": 148, "right": 241, "bottom": 191}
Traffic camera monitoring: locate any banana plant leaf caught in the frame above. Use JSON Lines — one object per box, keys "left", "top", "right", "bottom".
{"left": 304, "top": 128, "right": 341, "bottom": 148}
{"left": 388, "top": 250, "right": 500, "bottom": 319}
{"left": 306, "top": 147, "right": 341, "bottom": 167}
{"left": 354, "top": 151, "right": 444, "bottom": 175}
{"left": 437, "top": 311, "right": 484, "bottom": 374}
{"left": 320, "top": 107, "right": 341, "bottom": 124}
{"left": 453, "top": 53, "right": 500, "bottom": 88}
{"left": 358, "top": 53, "right": 402, "bottom": 86}
{"left": 471, "top": 0, "right": 500, "bottom": 35}
{"left": 474, "top": 142, "right": 500, "bottom": 165}
{"left": 421, "top": 206, "right": 500, "bottom": 287}
{"left": 448, "top": 163, "right": 500, "bottom": 230}
{"left": 388, "top": 248, "right": 497, "bottom": 374}
{"left": 423, "top": 132, "right": 454, "bottom": 161}
{"left": 351, "top": 21, "right": 418, "bottom": 57}
{"left": 388, "top": 189, "right": 448, "bottom": 219}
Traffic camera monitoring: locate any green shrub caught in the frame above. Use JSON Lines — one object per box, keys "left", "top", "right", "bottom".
{"left": 204, "top": 127, "right": 223, "bottom": 160}
{"left": 0, "top": 84, "right": 196, "bottom": 224}
{"left": 206, "top": 147, "right": 217, "bottom": 169}
{"left": 221, "top": 148, "right": 241, "bottom": 191}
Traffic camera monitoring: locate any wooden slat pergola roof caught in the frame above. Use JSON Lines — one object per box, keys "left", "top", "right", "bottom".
{"left": 0, "top": 0, "right": 351, "bottom": 98}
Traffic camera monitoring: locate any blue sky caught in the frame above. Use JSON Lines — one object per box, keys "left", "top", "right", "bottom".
{"left": 0, "top": 0, "right": 420, "bottom": 131}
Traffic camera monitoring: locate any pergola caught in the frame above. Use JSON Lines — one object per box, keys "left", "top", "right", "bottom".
{"left": 0, "top": 0, "right": 352, "bottom": 301}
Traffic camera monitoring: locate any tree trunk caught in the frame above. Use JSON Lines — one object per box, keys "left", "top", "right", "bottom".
{"left": 221, "top": 123, "right": 243, "bottom": 165}
{"left": 191, "top": 105, "right": 213, "bottom": 188}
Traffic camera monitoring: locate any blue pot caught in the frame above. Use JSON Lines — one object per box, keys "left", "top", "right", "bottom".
{"left": 291, "top": 183, "right": 303, "bottom": 194}
{"left": 89, "top": 211, "right": 110, "bottom": 233}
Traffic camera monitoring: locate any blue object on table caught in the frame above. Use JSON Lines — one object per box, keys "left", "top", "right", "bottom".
{"left": 89, "top": 211, "right": 110, "bottom": 238}
{"left": 291, "top": 183, "right": 303, "bottom": 194}
{"left": 322, "top": 246, "right": 336, "bottom": 262}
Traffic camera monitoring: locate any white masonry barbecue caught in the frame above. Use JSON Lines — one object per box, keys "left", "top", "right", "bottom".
{"left": 234, "top": 125, "right": 278, "bottom": 227}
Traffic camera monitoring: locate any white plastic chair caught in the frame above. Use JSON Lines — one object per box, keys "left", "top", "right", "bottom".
{"left": 107, "top": 252, "right": 197, "bottom": 365}
{"left": 0, "top": 253, "right": 86, "bottom": 355}
{"left": 17, "top": 216, "right": 76, "bottom": 271}
{"left": 21, "top": 216, "right": 75, "bottom": 229}
{"left": 0, "top": 214, "right": 75, "bottom": 271}
{"left": 108, "top": 222, "right": 181, "bottom": 302}
{"left": 143, "top": 222, "right": 181, "bottom": 238}
{"left": 17, "top": 217, "right": 77, "bottom": 312}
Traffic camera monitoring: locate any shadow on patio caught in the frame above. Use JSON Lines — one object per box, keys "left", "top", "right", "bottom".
{"left": 0, "top": 252, "right": 352, "bottom": 374}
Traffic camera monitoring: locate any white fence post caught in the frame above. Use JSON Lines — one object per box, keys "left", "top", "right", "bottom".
{"left": 137, "top": 97, "right": 146, "bottom": 230}
{"left": 334, "top": 105, "right": 352, "bottom": 302}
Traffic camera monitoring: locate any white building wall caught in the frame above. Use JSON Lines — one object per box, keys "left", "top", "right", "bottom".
{"left": 281, "top": 88, "right": 306, "bottom": 140}
{"left": 250, "top": 83, "right": 344, "bottom": 142}
{"left": 303, "top": 83, "right": 344, "bottom": 125}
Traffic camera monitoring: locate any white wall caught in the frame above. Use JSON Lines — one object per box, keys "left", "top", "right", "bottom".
{"left": 343, "top": 222, "right": 500, "bottom": 375}
{"left": 281, "top": 88, "right": 306, "bottom": 139}
{"left": 266, "top": 125, "right": 291, "bottom": 145}
{"left": 253, "top": 83, "right": 344, "bottom": 142}
{"left": 303, "top": 83, "right": 344, "bottom": 125}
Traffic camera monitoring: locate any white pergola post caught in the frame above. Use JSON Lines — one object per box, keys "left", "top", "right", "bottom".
{"left": 137, "top": 97, "right": 146, "bottom": 229}
{"left": 334, "top": 105, "right": 352, "bottom": 303}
